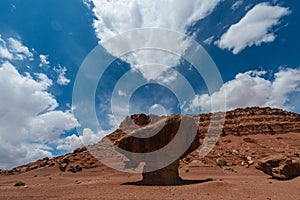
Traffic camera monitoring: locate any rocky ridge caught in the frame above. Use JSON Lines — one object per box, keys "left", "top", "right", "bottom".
{"left": 1, "top": 107, "right": 300, "bottom": 179}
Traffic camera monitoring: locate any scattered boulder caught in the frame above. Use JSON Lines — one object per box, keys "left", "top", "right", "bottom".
{"left": 28, "top": 165, "right": 39, "bottom": 171}
{"left": 68, "top": 165, "right": 83, "bottom": 173}
{"left": 256, "top": 155, "right": 300, "bottom": 180}
{"left": 131, "top": 114, "right": 151, "bottom": 126}
{"left": 216, "top": 157, "right": 227, "bottom": 167}
{"left": 59, "top": 163, "right": 68, "bottom": 172}
{"left": 248, "top": 160, "right": 254, "bottom": 165}
{"left": 73, "top": 146, "right": 87, "bottom": 154}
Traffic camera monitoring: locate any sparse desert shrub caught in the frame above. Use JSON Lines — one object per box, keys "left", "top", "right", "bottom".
{"left": 14, "top": 181, "right": 25, "bottom": 187}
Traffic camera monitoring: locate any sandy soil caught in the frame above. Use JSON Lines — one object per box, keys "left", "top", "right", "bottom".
{"left": 1, "top": 164, "right": 300, "bottom": 200}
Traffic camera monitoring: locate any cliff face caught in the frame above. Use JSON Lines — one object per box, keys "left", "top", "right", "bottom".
{"left": 1, "top": 107, "right": 300, "bottom": 176}
{"left": 217, "top": 107, "right": 300, "bottom": 136}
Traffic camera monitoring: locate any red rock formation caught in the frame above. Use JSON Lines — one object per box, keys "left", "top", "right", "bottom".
{"left": 114, "top": 114, "right": 200, "bottom": 185}
{"left": 256, "top": 155, "right": 300, "bottom": 180}
{"left": 2, "top": 107, "right": 300, "bottom": 180}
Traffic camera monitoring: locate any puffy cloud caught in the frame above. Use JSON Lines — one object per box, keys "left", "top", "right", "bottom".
{"left": 54, "top": 65, "right": 70, "bottom": 85}
{"left": 216, "top": 3, "right": 290, "bottom": 54}
{"left": 7, "top": 37, "right": 33, "bottom": 60}
{"left": 39, "top": 54, "right": 50, "bottom": 67}
{"left": 268, "top": 68, "right": 300, "bottom": 108}
{"left": 56, "top": 128, "right": 109, "bottom": 151}
{"left": 0, "top": 62, "right": 79, "bottom": 169}
{"left": 188, "top": 68, "right": 300, "bottom": 113}
{"left": 231, "top": 0, "right": 243, "bottom": 10}
{"left": 0, "top": 36, "right": 13, "bottom": 60}
{"left": 0, "top": 35, "right": 33, "bottom": 61}
{"left": 87, "top": 0, "right": 222, "bottom": 82}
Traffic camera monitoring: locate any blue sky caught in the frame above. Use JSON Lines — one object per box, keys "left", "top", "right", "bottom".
{"left": 0, "top": 0, "right": 299, "bottom": 169}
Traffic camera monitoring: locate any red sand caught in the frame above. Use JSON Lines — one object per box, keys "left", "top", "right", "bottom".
{"left": 1, "top": 164, "right": 300, "bottom": 200}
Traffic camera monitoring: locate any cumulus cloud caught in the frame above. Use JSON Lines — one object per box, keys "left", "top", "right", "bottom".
{"left": 0, "top": 35, "right": 33, "bottom": 61}
{"left": 216, "top": 2, "right": 290, "bottom": 54}
{"left": 0, "top": 62, "right": 79, "bottom": 169}
{"left": 56, "top": 128, "right": 109, "bottom": 151}
{"left": 188, "top": 68, "right": 300, "bottom": 113}
{"left": 39, "top": 54, "right": 50, "bottom": 67}
{"left": 7, "top": 37, "right": 33, "bottom": 60}
{"left": 54, "top": 65, "right": 70, "bottom": 85}
{"left": 87, "top": 0, "right": 222, "bottom": 81}
{"left": 0, "top": 36, "right": 13, "bottom": 60}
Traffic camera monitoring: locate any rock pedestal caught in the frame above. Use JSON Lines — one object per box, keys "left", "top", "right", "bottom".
{"left": 142, "top": 160, "right": 180, "bottom": 185}
{"left": 115, "top": 114, "right": 200, "bottom": 185}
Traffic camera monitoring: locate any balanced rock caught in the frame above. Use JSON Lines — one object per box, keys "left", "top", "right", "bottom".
{"left": 256, "top": 155, "right": 300, "bottom": 180}
{"left": 115, "top": 114, "right": 200, "bottom": 185}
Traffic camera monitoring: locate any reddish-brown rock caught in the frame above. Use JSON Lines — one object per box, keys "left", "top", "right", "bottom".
{"left": 256, "top": 155, "right": 300, "bottom": 180}
{"left": 114, "top": 114, "right": 200, "bottom": 185}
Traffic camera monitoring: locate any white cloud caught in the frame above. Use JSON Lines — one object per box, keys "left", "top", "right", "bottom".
{"left": 54, "top": 65, "right": 70, "bottom": 85}
{"left": 268, "top": 68, "right": 300, "bottom": 108}
{"left": 87, "top": 0, "right": 222, "bottom": 82}
{"left": 39, "top": 54, "right": 50, "bottom": 67}
{"left": 149, "top": 104, "right": 167, "bottom": 116}
{"left": 117, "top": 90, "right": 127, "bottom": 97}
{"left": 231, "top": 0, "right": 243, "bottom": 10}
{"left": 0, "top": 35, "right": 33, "bottom": 61}
{"left": 0, "top": 62, "right": 79, "bottom": 169}
{"left": 0, "top": 36, "right": 13, "bottom": 60}
{"left": 7, "top": 37, "right": 33, "bottom": 60}
{"left": 188, "top": 68, "right": 300, "bottom": 113}
{"left": 203, "top": 36, "right": 215, "bottom": 45}
{"left": 56, "top": 128, "right": 109, "bottom": 151}
{"left": 216, "top": 2, "right": 290, "bottom": 54}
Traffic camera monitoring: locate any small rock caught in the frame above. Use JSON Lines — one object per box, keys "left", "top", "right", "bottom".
{"left": 73, "top": 146, "right": 87, "bottom": 154}
{"left": 59, "top": 163, "right": 68, "bottom": 172}
{"left": 232, "top": 149, "right": 239, "bottom": 155}
{"left": 243, "top": 138, "right": 255, "bottom": 143}
{"left": 19, "top": 167, "right": 29, "bottom": 173}
{"left": 247, "top": 156, "right": 252, "bottom": 161}
{"left": 28, "top": 165, "right": 39, "bottom": 171}
{"left": 248, "top": 160, "right": 254, "bottom": 165}
{"left": 216, "top": 157, "right": 227, "bottom": 167}
{"left": 68, "top": 165, "right": 83, "bottom": 173}
{"left": 61, "top": 157, "right": 70, "bottom": 164}
{"left": 39, "top": 160, "right": 48, "bottom": 167}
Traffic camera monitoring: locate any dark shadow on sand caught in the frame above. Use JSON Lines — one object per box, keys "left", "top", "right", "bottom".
{"left": 122, "top": 178, "right": 213, "bottom": 186}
